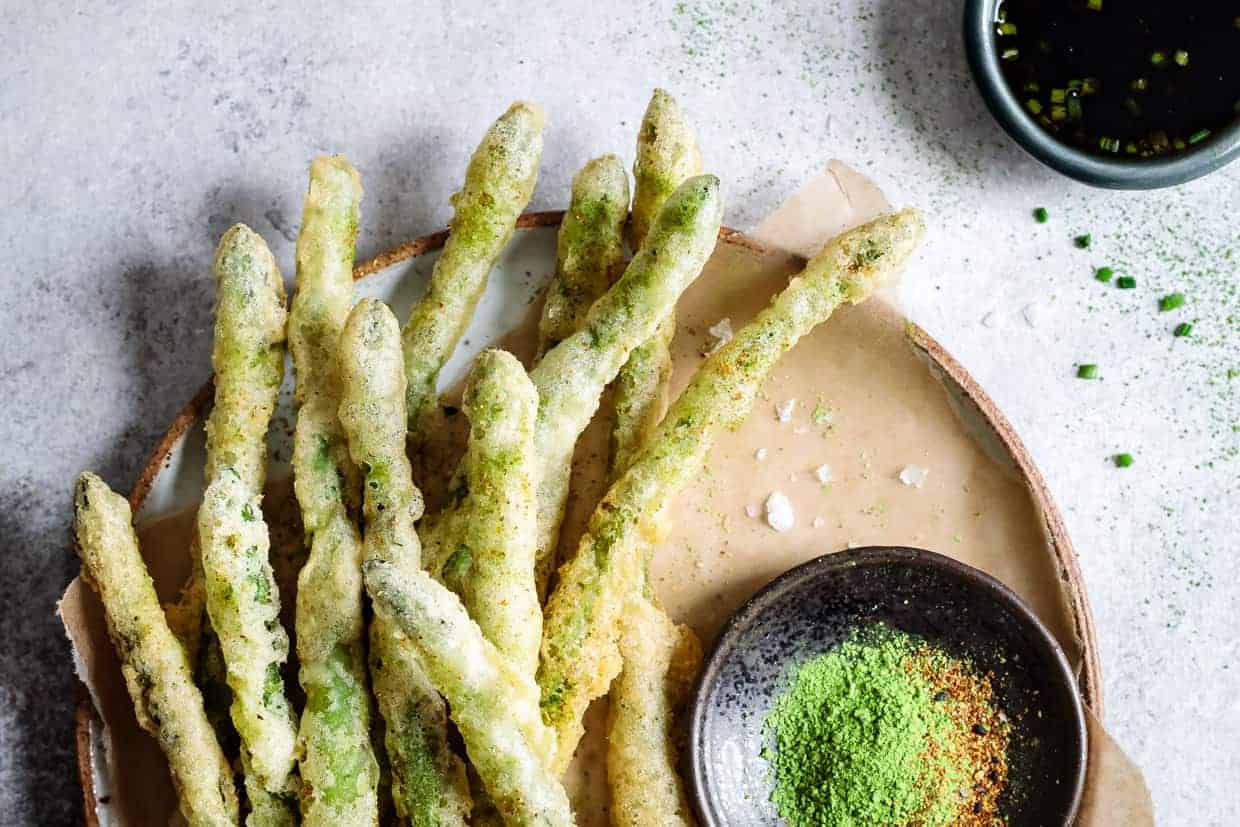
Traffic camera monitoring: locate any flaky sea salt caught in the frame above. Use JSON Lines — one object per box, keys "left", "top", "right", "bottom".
{"left": 745, "top": 503, "right": 760, "bottom": 519}
{"left": 812, "top": 516, "right": 826, "bottom": 529}
{"left": 898, "top": 464, "right": 929, "bottom": 488}
{"left": 754, "top": 448, "right": 768, "bottom": 461}
{"left": 705, "top": 317, "right": 733, "bottom": 354}
{"left": 775, "top": 399, "right": 796, "bottom": 423}
{"left": 764, "top": 491, "right": 795, "bottom": 532}
{"left": 814, "top": 464, "right": 833, "bottom": 484}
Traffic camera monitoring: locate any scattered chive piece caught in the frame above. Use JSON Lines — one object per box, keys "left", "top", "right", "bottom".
{"left": 1150, "top": 50, "right": 1167, "bottom": 67}
{"left": 1022, "top": 80, "right": 1040, "bottom": 94}
{"left": 1125, "top": 141, "right": 1139, "bottom": 155}
{"left": 1159, "top": 292, "right": 1185, "bottom": 312}
{"left": 1026, "top": 99, "right": 1043, "bottom": 115}
{"left": 1074, "top": 234, "right": 1092, "bottom": 249}
{"left": 1082, "top": 77, "right": 1098, "bottom": 95}
{"left": 1034, "top": 207, "right": 1049, "bottom": 223}
{"left": 1050, "top": 105, "right": 1068, "bottom": 121}
{"left": 1086, "top": 0, "right": 1102, "bottom": 10}
{"left": 1130, "top": 77, "right": 1149, "bottom": 93}
{"left": 1068, "top": 78, "right": 1083, "bottom": 91}
{"left": 1099, "top": 136, "right": 1121, "bottom": 153}
{"left": 1050, "top": 88, "right": 1066, "bottom": 104}
{"left": 1173, "top": 138, "right": 1187, "bottom": 151}
{"left": 1117, "top": 275, "right": 1137, "bottom": 289}
{"left": 1174, "top": 322, "right": 1193, "bottom": 337}
{"left": 1077, "top": 364, "right": 1099, "bottom": 379}
{"left": 1114, "top": 453, "right": 1134, "bottom": 468}
{"left": 1188, "top": 129, "right": 1211, "bottom": 145}
{"left": 998, "top": 22, "right": 1018, "bottom": 36}
{"left": 1173, "top": 49, "right": 1189, "bottom": 67}
{"left": 1095, "top": 266, "right": 1114, "bottom": 282}
{"left": 1002, "top": 47, "right": 1019, "bottom": 61}
{"left": 1067, "top": 96, "right": 1084, "bottom": 120}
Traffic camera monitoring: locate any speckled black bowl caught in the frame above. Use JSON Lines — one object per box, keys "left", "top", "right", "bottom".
{"left": 686, "top": 546, "right": 1087, "bottom": 826}
{"left": 964, "top": 0, "right": 1240, "bottom": 188}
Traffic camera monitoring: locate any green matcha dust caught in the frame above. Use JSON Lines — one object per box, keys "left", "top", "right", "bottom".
{"left": 762, "top": 626, "right": 1010, "bottom": 827}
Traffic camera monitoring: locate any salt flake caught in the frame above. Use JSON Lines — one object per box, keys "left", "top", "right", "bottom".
{"left": 764, "top": 491, "right": 795, "bottom": 533}
{"left": 814, "top": 464, "right": 833, "bottom": 484}
{"left": 775, "top": 399, "right": 796, "bottom": 423}
{"left": 705, "top": 317, "right": 734, "bottom": 354}
{"left": 898, "top": 464, "right": 930, "bottom": 488}
{"left": 754, "top": 448, "right": 768, "bottom": 461}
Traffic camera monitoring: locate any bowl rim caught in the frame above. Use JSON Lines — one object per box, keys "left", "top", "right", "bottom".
{"left": 686, "top": 544, "right": 1089, "bottom": 827}
{"left": 963, "top": 0, "right": 1240, "bottom": 189}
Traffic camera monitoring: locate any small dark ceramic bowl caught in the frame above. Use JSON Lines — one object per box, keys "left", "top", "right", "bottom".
{"left": 686, "top": 546, "right": 1088, "bottom": 826}
{"left": 963, "top": 0, "right": 1240, "bottom": 188}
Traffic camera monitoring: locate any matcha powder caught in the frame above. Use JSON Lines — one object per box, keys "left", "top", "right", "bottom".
{"left": 763, "top": 627, "right": 1009, "bottom": 827}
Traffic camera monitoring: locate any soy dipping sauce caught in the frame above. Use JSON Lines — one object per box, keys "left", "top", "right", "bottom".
{"left": 995, "top": 1, "right": 1239, "bottom": 158}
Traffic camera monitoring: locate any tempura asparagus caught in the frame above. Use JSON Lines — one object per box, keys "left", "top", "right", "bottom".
{"left": 606, "top": 596, "right": 702, "bottom": 827}
{"left": 528, "top": 174, "right": 723, "bottom": 596}
{"left": 402, "top": 102, "right": 544, "bottom": 444}
{"left": 338, "top": 298, "right": 471, "bottom": 826}
{"left": 611, "top": 90, "right": 702, "bottom": 475}
{"left": 536, "top": 154, "right": 629, "bottom": 358}
{"left": 195, "top": 224, "right": 299, "bottom": 819}
{"left": 363, "top": 560, "right": 571, "bottom": 827}
{"left": 437, "top": 349, "right": 542, "bottom": 680}
{"left": 288, "top": 155, "right": 380, "bottom": 825}
{"left": 539, "top": 209, "right": 926, "bottom": 768}
{"left": 74, "top": 473, "right": 239, "bottom": 827}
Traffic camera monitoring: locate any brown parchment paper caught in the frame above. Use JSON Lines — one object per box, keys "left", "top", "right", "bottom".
{"left": 60, "top": 162, "right": 1150, "bottom": 825}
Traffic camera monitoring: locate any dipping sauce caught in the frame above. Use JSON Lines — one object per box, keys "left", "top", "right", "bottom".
{"left": 994, "top": 1, "right": 1239, "bottom": 158}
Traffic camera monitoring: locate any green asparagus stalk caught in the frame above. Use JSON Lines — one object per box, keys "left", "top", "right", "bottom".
{"left": 338, "top": 298, "right": 471, "bottom": 826}
{"left": 539, "top": 209, "right": 926, "bottom": 769}
{"left": 74, "top": 473, "right": 239, "bottom": 827}
{"left": 363, "top": 559, "right": 571, "bottom": 827}
{"left": 611, "top": 90, "right": 703, "bottom": 476}
{"left": 402, "top": 102, "right": 544, "bottom": 445}
{"left": 528, "top": 174, "right": 723, "bottom": 597}
{"left": 437, "top": 349, "right": 542, "bottom": 680}
{"left": 536, "top": 154, "right": 630, "bottom": 358}
{"left": 287, "top": 156, "right": 380, "bottom": 825}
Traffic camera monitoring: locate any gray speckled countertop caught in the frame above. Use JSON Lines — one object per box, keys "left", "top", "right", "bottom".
{"left": 2, "top": 1, "right": 1237, "bottom": 823}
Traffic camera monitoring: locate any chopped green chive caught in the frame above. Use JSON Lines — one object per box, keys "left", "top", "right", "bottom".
{"left": 1113, "top": 453, "right": 1134, "bottom": 468}
{"left": 1081, "top": 77, "right": 1099, "bottom": 95}
{"left": 1074, "top": 234, "right": 1092, "bottom": 249}
{"left": 1077, "top": 364, "right": 1099, "bottom": 379}
{"left": 1095, "top": 266, "right": 1114, "bottom": 282}
{"left": 1050, "top": 88, "right": 1066, "bottom": 104}
{"left": 1117, "top": 275, "right": 1137, "bottom": 289}
{"left": 998, "top": 22, "right": 1018, "bottom": 36}
{"left": 1026, "top": 99, "right": 1043, "bottom": 115}
{"left": 1099, "top": 136, "right": 1121, "bottom": 153}
{"left": 1173, "top": 322, "right": 1193, "bottom": 337}
{"left": 1086, "top": 0, "right": 1102, "bottom": 10}
{"left": 1002, "top": 47, "right": 1019, "bottom": 61}
{"left": 1173, "top": 49, "right": 1189, "bottom": 67}
{"left": 1150, "top": 50, "right": 1167, "bottom": 67}
{"left": 1188, "top": 129, "right": 1211, "bottom": 145}
{"left": 1159, "top": 292, "right": 1185, "bottom": 312}
{"left": 1051, "top": 105, "right": 1068, "bottom": 122}
{"left": 1067, "top": 95, "right": 1084, "bottom": 121}
{"left": 1033, "top": 207, "right": 1049, "bottom": 223}
{"left": 1130, "top": 77, "right": 1149, "bottom": 93}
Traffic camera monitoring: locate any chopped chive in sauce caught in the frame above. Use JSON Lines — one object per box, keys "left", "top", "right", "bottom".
{"left": 1033, "top": 207, "right": 1049, "bottom": 223}
{"left": 1159, "top": 292, "right": 1186, "bottom": 312}
{"left": 1150, "top": 50, "right": 1167, "bottom": 67}
{"left": 1174, "top": 50, "right": 1189, "bottom": 67}
{"left": 1095, "top": 266, "right": 1114, "bottom": 282}
{"left": 1074, "top": 234, "right": 1092, "bottom": 249}
{"left": 1117, "top": 276, "right": 1137, "bottom": 289}
{"left": 1077, "top": 364, "right": 1099, "bottom": 379}
{"left": 1188, "top": 129, "right": 1211, "bottom": 145}
{"left": 1114, "top": 453, "right": 1134, "bottom": 468}
{"left": 1086, "top": 0, "right": 1102, "bottom": 10}
{"left": 1174, "top": 322, "right": 1193, "bottom": 337}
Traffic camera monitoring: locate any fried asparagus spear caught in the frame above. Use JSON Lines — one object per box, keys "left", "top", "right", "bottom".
{"left": 437, "top": 349, "right": 542, "bottom": 680}
{"left": 536, "top": 154, "right": 629, "bottom": 358}
{"left": 539, "top": 209, "right": 927, "bottom": 769}
{"left": 363, "top": 559, "right": 571, "bottom": 827}
{"left": 73, "top": 473, "right": 239, "bottom": 827}
{"left": 606, "top": 596, "right": 702, "bottom": 827}
{"left": 287, "top": 156, "right": 380, "bottom": 825}
{"left": 610, "top": 89, "right": 702, "bottom": 476}
{"left": 527, "top": 174, "right": 723, "bottom": 596}
{"left": 402, "top": 102, "right": 544, "bottom": 444}
{"left": 195, "top": 225, "right": 299, "bottom": 823}
{"left": 338, "top": 299, "right": 471, "bottom": 826}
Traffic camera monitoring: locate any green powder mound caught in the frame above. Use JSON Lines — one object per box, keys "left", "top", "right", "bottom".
{"left": 763, "top": 628, "right": 970, "bottom": 827}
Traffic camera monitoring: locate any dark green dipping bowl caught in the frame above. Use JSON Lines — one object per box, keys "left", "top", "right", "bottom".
{"left": 964, "top": 0, "right": 1240, "bottom": 188}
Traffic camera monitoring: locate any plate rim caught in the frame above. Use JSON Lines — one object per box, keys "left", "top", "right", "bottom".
{"left": 74, "top": 210, "right": 1102, "bottom": 823}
